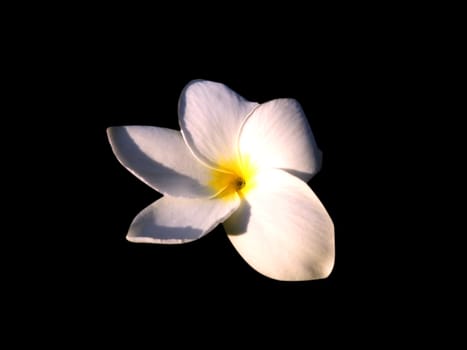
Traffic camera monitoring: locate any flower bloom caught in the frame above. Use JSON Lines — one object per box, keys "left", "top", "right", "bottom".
{"left": 107, "top": 80, "right": 334, "bottom": 281}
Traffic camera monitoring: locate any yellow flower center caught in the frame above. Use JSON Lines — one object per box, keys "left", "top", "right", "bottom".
{"left": 209, "top": 155, "right": 257, "bottom": 200}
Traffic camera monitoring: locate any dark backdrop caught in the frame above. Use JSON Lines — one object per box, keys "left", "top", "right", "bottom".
{"left": 12, "top": 10, "right": 403, "bottom": 344}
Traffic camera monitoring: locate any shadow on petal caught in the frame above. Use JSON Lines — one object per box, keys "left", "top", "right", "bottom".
{"left": 222, "top": 197, "right": 251, "bottom": 236}
{"left": 128, "top": 205, "right": 205, "bottom": 243}
{"left": 279, "top": 168, "right": 316, "bottom": 182}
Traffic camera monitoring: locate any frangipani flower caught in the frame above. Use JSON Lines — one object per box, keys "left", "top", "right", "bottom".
{"left": 107, "top": 80, "right": 334, "bottom": 281}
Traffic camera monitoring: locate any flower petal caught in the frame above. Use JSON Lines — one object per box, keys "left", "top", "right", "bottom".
{"left": 223, "top": 169, "right": 334, "bottom": 281}
{"left": 238, "top": 98, "right": 322, "bottom": 182}
{"left": 107, "top": 126, "right": 214, "bottom": 198}
{"left": 127, "top": 195, "right": 240, "bottom": 244}
{"left": 178, "top": 80, "right": 258, "bottom": 168}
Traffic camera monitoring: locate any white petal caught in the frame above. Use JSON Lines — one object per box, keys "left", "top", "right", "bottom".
{"left": 178, "top": 80, "right": 258, "bottom": 168}
{"left": 224, "top": 169, "right": 334, "bottom": 281}
{"left": 107, "top": 126, "right": 215, "bottom": 198}
{"left": 239, "top": 98, "right": 322, "bottom": 182}
{"left": 127, "top": 195, "right": 240, "bottom": 244}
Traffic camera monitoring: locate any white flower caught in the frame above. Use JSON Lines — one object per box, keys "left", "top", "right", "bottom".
{"left": 107, "top": 79, "right": 334, "bottom": 281}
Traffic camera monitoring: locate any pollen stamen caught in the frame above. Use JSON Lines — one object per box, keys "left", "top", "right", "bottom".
{"left": 234, "top": 177, "right": 246, "bottom": 190}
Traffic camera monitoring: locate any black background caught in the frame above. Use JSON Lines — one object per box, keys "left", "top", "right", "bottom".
{"left": 10, "top": 8, "right": 415, "bottom": 343}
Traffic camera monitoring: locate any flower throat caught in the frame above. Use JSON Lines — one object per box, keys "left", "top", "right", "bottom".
{"left": 209, "top": 155, "right": 256, "bottom": 200}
